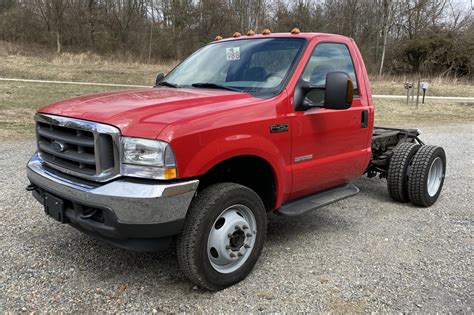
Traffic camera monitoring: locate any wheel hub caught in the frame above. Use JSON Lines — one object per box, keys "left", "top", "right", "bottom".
{"left": 229, "top": 228, "right": 245, "bottom": 250}
{"left": 427, "top": 157, "right": 443, "bottom": 197}
{"left": 207, "top": 204, "right": 257, "bottom": 274}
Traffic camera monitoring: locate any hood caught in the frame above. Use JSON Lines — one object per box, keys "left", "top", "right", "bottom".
{"left": 39, "top": 87, "right": 257, "bottom": 138}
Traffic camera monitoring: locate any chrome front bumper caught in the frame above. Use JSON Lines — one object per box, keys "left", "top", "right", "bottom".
{"left": 27, "top": 153, "right": 199, "bottom": 225}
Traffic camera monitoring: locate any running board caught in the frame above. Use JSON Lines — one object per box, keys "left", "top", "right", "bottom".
{"left": 277, "top": 183, "right": 360, "bottom": 216}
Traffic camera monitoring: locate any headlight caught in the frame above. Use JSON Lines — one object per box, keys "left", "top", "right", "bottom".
{"left": 121, "top": 137, "right": 177, "bottom": 179}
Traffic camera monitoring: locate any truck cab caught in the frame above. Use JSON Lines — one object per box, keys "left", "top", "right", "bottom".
{"left": 26, "top": 30, "right": 445, "bottom": 291}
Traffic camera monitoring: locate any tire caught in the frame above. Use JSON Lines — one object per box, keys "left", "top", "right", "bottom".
{"left": 177, "top": 183, "right": 267, "bottom": 291}
{"left": 387, "top": 142, "right": 420, "bottom": 202}
{"left": 408, "top": 145, "right": 446, "bottom": 207}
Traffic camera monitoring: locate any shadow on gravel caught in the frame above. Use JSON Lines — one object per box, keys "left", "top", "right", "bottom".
{"left": 39, "top": 176, "right": 407, "bottom": 292}
{"left": 354, "top": 177, "right": 393, "bottom": 203}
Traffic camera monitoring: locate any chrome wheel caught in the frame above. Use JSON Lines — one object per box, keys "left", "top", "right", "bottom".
{"left": 207, "top": 204, "right": 257, "bottom": 274}
{"left": 427, "top": 157, "right": 443, "bottom": 197}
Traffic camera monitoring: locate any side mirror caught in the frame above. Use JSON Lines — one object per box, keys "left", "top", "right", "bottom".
{"left": 154, "top": 73, "right": 165, "bottom": 86}
{"left": 324, "top": 71, "right": 354, "bottom": 110}
{"left": 294, "top": 71, "right": 354, "bottom": 111}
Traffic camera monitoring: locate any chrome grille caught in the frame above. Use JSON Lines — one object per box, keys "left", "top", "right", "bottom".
{"left": 35, "top": 114, "right": 121, "bottom": 182}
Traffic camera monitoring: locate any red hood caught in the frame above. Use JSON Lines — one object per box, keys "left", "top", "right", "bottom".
{"left": 39, "top": 87, "right": 257, "bottom": 138}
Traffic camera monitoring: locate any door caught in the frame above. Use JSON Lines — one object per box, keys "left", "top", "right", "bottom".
{"left": 290, "top": 42, "right": 371, "bottom": 199}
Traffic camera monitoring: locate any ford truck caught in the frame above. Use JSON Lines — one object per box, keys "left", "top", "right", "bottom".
{"left": 26, "top": 29, "right": 446, "bottom": 290}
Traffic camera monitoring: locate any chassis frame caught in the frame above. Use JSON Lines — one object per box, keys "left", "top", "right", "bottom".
{"left": 367, "top": 127, "right": 425, "bottom": 178}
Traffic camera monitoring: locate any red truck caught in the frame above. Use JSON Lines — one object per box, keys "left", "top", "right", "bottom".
{"left": 26, "top": 30, "right": 446, "bottom": 290}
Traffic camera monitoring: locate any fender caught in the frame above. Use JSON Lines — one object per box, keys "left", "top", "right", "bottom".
{"left": 173, "top": 133, "right": 292, "bottom": 208}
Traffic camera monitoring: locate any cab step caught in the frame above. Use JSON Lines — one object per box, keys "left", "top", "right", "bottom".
{"left": 277, "top": 183, "right": 360, "bottom": 216}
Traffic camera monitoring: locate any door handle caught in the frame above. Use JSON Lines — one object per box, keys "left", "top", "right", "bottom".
{"left": 361, "top": 110, "right": 368, "bottom": 128}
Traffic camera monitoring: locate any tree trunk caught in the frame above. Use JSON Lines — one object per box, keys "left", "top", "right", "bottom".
{"left": 56, "top": 30, "right": 61, "bottom": 54}
{"left": 379, "top": 0, "right": 391, "bottom": 76}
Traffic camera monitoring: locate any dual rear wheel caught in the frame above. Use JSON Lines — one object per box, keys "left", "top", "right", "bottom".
{"left": 387, "top": 143, "right": 446, "bottom": 207}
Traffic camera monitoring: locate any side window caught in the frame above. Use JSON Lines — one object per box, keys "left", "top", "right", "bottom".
{"left": 301, "top": 43, "right": 358, "bottom": 104}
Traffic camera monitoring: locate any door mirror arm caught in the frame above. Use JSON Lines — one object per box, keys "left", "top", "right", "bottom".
{"left": 294, "top": 80, "right": 325, "bottom": 111}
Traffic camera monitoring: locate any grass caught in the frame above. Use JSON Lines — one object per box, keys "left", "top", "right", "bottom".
{"left": 0, "top": 81, "right": 124, "bottom": 137}
{"left": 369, "top": 75, "right": 474, "bottom": 97}
{"left": 0, "top": 54, "right": 173, "bottom": 86}
{"left": 374, "top": 99, "right": 474, "bottom": 127}
{"left": 0, "top": 53, "right": 472, "bottom": 138}
{"left": 0, "top": 53, "right": 472, "bottom": 97}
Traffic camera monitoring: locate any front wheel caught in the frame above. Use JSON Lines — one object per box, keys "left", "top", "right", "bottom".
{"left": 177, "top": 183, "right": 267, "bottom": 291}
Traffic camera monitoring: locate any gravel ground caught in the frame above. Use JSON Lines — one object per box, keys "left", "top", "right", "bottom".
{"left": 1, "top": 123, "right": 472, "bottom": 313}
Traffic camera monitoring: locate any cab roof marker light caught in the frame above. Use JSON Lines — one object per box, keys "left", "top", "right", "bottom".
{"left": 232, "top": 32, "right": 241, "bottom": 38}
{"left": 262, "top": 28, "right": 271, "bottom": 35}
{"left": 246, "top": 30, "right": 255, "bottom": 36}
{"left": 214, "top": 35, "right": 223, "bottom": 41}
{"left": 291, "top": 28, "right": 301, "bottom": 34}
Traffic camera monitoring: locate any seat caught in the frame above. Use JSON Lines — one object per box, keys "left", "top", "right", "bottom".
{"left": 244, "top": 67, "right": 267, "bottom": 82}
{"left": 310, "top": 64, "right": 335, "bottom": 86}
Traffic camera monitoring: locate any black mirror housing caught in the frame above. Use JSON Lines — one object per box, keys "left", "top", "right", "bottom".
{"left": 324, "top": 71, "right": 354, "bottom": 110}
{"left": 155, "top": 73, "right": 165, "bottom": 86}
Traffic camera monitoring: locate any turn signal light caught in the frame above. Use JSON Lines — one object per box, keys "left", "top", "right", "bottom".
{"left": 291, "top": 28, "right": 301, "bottom": 34}
{"left": 163, "top": 168, "right": 177, "bottom": 179}
{"left": 347, "top": 80, "right": 354, "bottom": 104}
{"left": 232, "top": 32, "right": 241, "bottom": 38}
{"left": 262, "top": 28, "right": 271, "bottom": 35}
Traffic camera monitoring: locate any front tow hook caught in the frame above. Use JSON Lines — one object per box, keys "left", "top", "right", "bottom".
{"left": 26, "top": 184, "right": 38, "bottom": 192}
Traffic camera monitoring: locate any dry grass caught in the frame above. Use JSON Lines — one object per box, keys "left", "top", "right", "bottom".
{"left": 1, "top": 80, "right": 472, "bottom": 139}
{"left": 0, "top": 51, "right": 472, "bottom": 97}
{"left": 374, "top": 99, "right": 474, "bottom": 127}
{"left": 370, "top": 75, "right": 474, "bottom": 97}
{"left": 0, "top": 53, "right": 175, "bottom": 86}
{"left": 0, "top": 52, "right": 472, "bottom": 138}
{"left": 0, "top": 81, "right": 123, "bottom": 138}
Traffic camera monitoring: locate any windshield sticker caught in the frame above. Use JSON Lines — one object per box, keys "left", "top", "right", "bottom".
{"left": 226, "top": 47, "right": 240, "bottom": 61}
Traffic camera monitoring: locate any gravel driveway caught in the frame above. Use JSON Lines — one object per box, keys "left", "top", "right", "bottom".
{"left": 1, "top": 123, "right": 472, "bottom": 312}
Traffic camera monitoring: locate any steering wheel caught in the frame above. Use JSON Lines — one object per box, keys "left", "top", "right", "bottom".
{"left": 265, "top": 73, "right": 284, "bottom": 84}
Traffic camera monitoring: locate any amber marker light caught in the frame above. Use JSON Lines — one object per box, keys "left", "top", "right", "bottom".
{"left": 291, "top": 28, "right": 301, "bottom": 34}
{"left": 163, "top": 168, "right": 177, "bottom": 179}
{"left": 262, "top": 28, "right": 271, "bottom": 35}
{"left": 347, "top": 80, "right": 354, "bottom": 103}
{"left": 214, "top": 35, "right": 223, "bottom": 41}
{"left": 246, "top": 30, "right": 255, "bottom": 36}
{"left": 232, "top": 32, "right": 241, "bottom": 38}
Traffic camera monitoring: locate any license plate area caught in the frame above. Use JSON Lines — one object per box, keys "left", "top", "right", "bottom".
{"left": 44, "top": 193, "right": 68, "bottom": 223}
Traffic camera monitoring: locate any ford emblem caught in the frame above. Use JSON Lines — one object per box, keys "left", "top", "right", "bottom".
{"left": 51, "top": 140, "right": 66, "bottom": 152}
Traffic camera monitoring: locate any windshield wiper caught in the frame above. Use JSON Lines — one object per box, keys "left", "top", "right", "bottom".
{"left": 157, "top": 81, "right": 179, "bottom": 88}
{"left": 191, "top": 83, "right": 241, "bottom": 92}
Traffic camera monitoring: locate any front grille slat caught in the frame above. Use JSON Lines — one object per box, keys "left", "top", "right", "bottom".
{"left": 37, "top": 127, "right": 94, "bottom": 147}
{"left": 35, "top": 114, "right": 120, "bottom": 182}
{"left": 38, "top": 141, "right": 96, "bottom": 165}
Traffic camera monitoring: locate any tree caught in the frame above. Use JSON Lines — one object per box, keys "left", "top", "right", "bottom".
{"left": 32, "top": 0, "right": 69, "bottom": 54}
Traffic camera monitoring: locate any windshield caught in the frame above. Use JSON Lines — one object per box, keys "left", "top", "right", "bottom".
{"left": 163, "top": 38, "right": 306, "bottom": 96}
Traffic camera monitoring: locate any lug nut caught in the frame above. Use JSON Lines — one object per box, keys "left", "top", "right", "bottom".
{"left": 237, "top": 252, "right": 244, "bottom": 257}
{"left": 235, "top": 225, "right": 240, "bottom": 230}
{"left": 230, "top": 252, "right": 236, "bottom": 258}
{"left": 244, "top": 244, "right": 250, "bottom": 248}
{"left": 246, "top": 233, "right": 252, "bottom": 237}
{"left": 227, "top": 233, "right": 232, "bottom": 238}
{"left": 225, "top": 245, "right": 230, "bottom": 249}
{"left": 242, "top": 225, "right": 249, "bottom": 230}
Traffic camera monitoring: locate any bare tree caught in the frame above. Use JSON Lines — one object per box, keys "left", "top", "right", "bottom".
{"left": 32, "top": 0, "right": 69, "bottom": 53}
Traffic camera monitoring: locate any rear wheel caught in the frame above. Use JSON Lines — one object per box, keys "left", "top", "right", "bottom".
{"left": 408, "top": 145, "right": 446, "bottom": 207}
{"left": 177, "top": 183, "right": 266, "bottom": 291}
{"left": 387, "top": 142, "right": 420, "bottom": 202}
